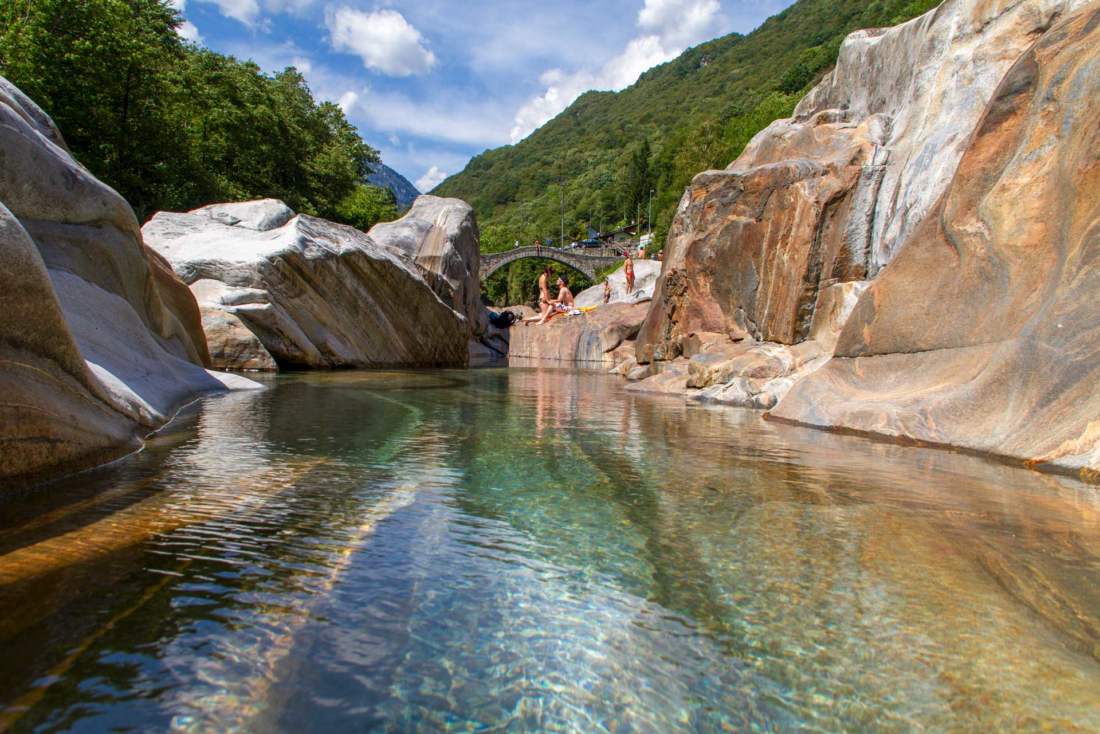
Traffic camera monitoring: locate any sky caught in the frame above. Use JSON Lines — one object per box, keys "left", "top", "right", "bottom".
{"left": 171, "top": 0, "right": 797, "bottom": 192}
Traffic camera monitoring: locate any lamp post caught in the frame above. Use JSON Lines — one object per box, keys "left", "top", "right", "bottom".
{"left": 647, "top": 189, "right": 654, "bottom": 238}
{"left": 559, "top": 178, "right": 565, "bottom": 249}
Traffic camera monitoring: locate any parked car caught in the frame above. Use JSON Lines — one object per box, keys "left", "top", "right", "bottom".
{"left": 569, "top": 238, "right": 603, "bottom": 249}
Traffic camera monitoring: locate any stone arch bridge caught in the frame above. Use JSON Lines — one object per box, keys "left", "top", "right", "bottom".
{"left": 479, "top": 246, "right": 624, "bottom": 282}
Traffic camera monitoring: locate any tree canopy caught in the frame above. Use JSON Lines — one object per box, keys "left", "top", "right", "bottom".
{"left": 0, "top": 0, "right": 395, "bottom": 230}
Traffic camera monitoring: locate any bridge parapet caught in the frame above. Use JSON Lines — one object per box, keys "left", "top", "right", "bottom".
{"left": 479, "top": 246, "right": 624, "bottom": 281}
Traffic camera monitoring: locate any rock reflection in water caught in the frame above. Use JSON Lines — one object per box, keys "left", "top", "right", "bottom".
{"left": 0, "top": 369, "right": 1098, "bottom": 733}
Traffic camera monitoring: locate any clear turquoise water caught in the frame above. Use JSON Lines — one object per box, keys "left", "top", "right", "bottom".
{"left": 1, "top": 369, "right": 1099, "bottom": 733}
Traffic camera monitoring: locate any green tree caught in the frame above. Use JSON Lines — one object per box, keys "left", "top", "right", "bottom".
{"left": 333, "top": 184, "right": 399, "bottom": 231}
{"left": 0, "top": 0, "right": 185, "bottom": 216}
{"left": 0, "top": 0, "right": 380, "bottom": 223}
{"left": 620, "top": 139, "right": 653, "bottom": 226}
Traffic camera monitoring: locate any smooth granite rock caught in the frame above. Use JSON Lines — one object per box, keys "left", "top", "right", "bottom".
{"left": 772, "top": 4, "right": 1100, "bottom": 476}
{"left": 0, "top": 76, "right": 251, "bottom": 488}
{"left": 144, "top": 196, "right": 485, "bottom": 370}
{"left": 575, "top": 260, "right": 662, "bottom": 308}
{"left": 368, "top": 196, "right": 489, "bottom": 339}
{"left": 507, "top": 303, "right": 650, "bottom": 368}
{"left": 190, "top": 280, "right": 278, "bottom": 372}
{"left": 637, "top": 0, "right": 1088, "bottom": 366}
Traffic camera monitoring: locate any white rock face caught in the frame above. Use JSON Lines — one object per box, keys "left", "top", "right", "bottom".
{"left": 369, "top": 197, "right": 488, "bottom": 339}
{"left": 0, "top": 76, "right": 255, "bottom": 488}
{"left": 193, "top": 199, "right": 295, "bottom": 232}
{"left": 575, "top": 260, "right": 662, "bottom": 308}
{"left": 785, "top": 0, "right": 1090, "bottom": 271}
{"left": 144, "top": 196, "right": 487, "bottom": 370}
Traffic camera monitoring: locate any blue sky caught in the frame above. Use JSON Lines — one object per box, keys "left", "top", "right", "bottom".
{"left": 171, "top": 0, "right": 797, "bottom": 192}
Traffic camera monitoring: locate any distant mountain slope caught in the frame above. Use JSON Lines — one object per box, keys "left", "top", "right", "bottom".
{"left": 367, "top": 163, "right": 420, "bottom": 209}
{"left": 435, "top": 0, "right": 941, "bottom": 253}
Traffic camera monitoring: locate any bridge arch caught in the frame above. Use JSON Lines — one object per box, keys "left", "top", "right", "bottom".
{"left": 479, "top": 246, "right": 623, "bottom": 283}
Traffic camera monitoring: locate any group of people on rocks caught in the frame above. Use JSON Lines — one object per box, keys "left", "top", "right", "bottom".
{"left": 524, "top": 250, "right": 643, "bottom": 326}
{"left": 522, "top": 266, "right": 575, "bottom": 325}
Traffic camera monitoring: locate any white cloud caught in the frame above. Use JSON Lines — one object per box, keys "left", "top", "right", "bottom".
{"left": 262, "top": 0, "right": 317, "bottom": 14}
{"left": 415, "top": 166, "right": 447, "bottom": 193}
{"left": 337, "top": 91, "right": 359, "bottom": 114}
{"left": 197, "top": 0, "right": 261, "bottom": 26}
{"left": 177, "top": 20, "right": 203, "bottom": 43}
{"left": 638, "top": 0, "right": 721, "bottom": 47}
{"left": 358, "top": 89, "right": 511, "bottom": 148}
{"left": 326, "top": 7, "right": 436, "bottom": 77}
{"left": 510, "top": 0, "right": 721, "bottom": 143}
{"left": 169, "top": 0, "right": 202, "bottom": 42}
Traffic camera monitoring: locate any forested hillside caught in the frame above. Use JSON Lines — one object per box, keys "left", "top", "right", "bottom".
{"left": 0, "top": 0, "right": 396, "bottom": 229}
{"left": 435, "top": 0, "right": 941, "bottom": 256}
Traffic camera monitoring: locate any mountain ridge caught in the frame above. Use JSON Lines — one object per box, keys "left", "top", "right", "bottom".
{"left": 367, "top": 163, "right": 420, "bottom": 210}
{"left": 435, "top": 0, "right": 942, "bottom": 254}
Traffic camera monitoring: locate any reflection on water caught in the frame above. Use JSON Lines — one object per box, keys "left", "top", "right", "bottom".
{"left": 1, "top": 369, "right": 1099, "bottom": 733}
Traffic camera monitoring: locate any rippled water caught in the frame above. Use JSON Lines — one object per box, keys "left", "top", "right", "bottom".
{"left": 2, "top": 369, "right": 1099, "bottom": 733}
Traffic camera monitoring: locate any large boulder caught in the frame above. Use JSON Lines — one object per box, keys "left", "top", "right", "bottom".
{"left": 772, "top": 4, "right": 1100, "bottom": 477}
{"left": 637, "top": 0, "right": 1089, "bottom": 365}
{"left": 369, "top": 196, "right": 488, "bottom": 339}
{"left": 0, "top": 76, "right": 251, "bottom": 488}
{"left": 507, "top": 303, "right": 650, "bottom": 368}
{"left": 144, "top": 196, "right": 485, "bottom": 370}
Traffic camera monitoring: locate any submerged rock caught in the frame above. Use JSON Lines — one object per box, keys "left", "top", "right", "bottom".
{"left": 144, "top": 196, "right": 487, "bottom": 370}
{"left": 772, "top": 4, "right": 1100, "bottom": 475}
{"left": 0, "top": 76, "right": 252, "bottom": 488}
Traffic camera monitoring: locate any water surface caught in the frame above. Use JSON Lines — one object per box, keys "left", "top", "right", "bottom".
{"left": 1, "top": 369, "right": 1099, "bottom": 732}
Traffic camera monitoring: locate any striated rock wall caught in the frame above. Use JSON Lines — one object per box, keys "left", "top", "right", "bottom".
{"left": 638, "top": 0, "right": 1089, "bottom": 365}
{"left": 144, "top": 196, "right": 488, "bottom": 371}
{"left": 0, "top": 77, "right": 252, "bottom": 488}
{"left": 626, "top": 0, "right": 1100, "bottom": 477}
{"left": 772, "top": 4, "right": 1100, "bottom": 475}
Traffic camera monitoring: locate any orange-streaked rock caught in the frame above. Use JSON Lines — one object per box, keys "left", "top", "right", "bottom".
{"left": 772, "top": 4, "right": 1100, "bottom": 477}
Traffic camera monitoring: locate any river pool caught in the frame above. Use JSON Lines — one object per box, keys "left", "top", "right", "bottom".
{"left": 1, "top": 369, "right": 1099, "bottom": 733}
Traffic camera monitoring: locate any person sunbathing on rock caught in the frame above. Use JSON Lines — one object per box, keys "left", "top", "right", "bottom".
{"left": 535, "top": 276, "right": 575, "bottom": 325}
